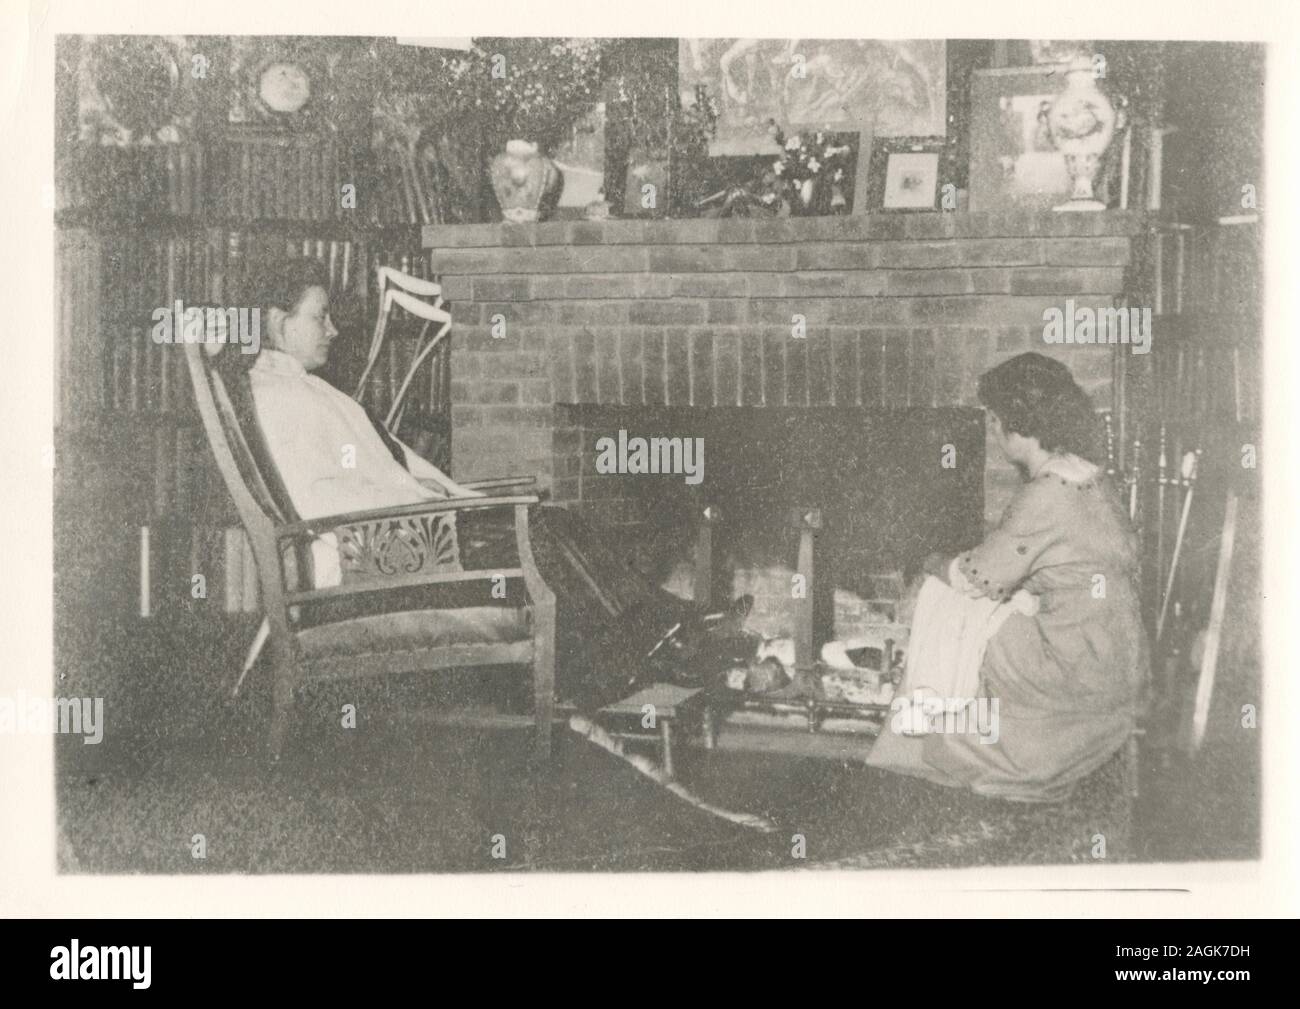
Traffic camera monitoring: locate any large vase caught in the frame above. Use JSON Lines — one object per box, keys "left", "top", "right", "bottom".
{"left": 1045, "top": 60, "right": 1118, "bottom": 212}
{"left": 489, "top": 139, "right": 564, "bottom": 223}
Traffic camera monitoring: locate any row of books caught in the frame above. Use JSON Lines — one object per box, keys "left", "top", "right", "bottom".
{"left": 89, "top": 223, "right": 433, "bottom": 324}
{"left": 59, "top": 220, "right": 453, "bottom": 614}
{"left": 98, "top": 300, "right": 451, "bottom": 424}
{"left": 62, "top": 137, "right": 422, "bottom": 225}
{"left": 132, "top": 517, "right": 263, "bottom": 617}
{"left": 102, "top": 327, "right": 196, "bottom": 416}
{"left": 62, "top": 224, "right": 444, "bottom": 435}
{"left": 206, "top": 135, "right": 363, "bottom": 223}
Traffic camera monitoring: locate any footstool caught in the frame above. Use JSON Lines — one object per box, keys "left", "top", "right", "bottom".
{"left": 597, "top": 684, "right": 716, "bottom": 779}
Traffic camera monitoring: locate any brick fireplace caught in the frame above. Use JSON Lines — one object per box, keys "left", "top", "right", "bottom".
{"left": 423, "top": 211, "right": 1144, "bottom": 639}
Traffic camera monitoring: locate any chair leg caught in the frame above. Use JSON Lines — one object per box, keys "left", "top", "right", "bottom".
{"left": 268, "top": 659, "right": 295, "bottom": 762}
{"left": 232, "top": 617, "right": 270, "bottom": 699}
{"left": 533, "top": 596, "right": 556, "bottom": 762}
{"left": 1127, "top": 731, "right": 1142, "bottom": 800}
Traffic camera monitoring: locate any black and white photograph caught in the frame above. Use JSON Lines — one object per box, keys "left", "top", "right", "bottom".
{"left": 2, "top": 0, "right": 1297, "bottom": 929}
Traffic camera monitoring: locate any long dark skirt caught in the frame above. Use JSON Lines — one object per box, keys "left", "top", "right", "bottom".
{"left": 457, "top": 505, "right": 698, "bottom": 707}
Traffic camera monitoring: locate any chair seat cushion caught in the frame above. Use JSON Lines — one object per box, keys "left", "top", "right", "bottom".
{"left": 296, "top": 606, "right": 530, "bottom": 660}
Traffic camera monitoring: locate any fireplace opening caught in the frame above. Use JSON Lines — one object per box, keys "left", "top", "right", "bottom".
{"left": 554, "top": 404, "right": 986, "bottom": 644}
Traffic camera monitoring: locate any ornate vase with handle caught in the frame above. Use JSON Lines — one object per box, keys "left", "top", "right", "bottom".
{"left": 1046, "top": 57, "right": 1120, "bottom": 211}
{"left": 489, "top": 139, "right": 564, "bottom": 223}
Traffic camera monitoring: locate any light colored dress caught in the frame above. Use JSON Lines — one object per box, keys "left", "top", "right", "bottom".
{"left": 869, "top": 456, "right": 1149, "bottom": 802}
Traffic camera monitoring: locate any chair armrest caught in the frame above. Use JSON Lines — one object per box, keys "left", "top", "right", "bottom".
{"left": 461, "top": 475, "right": 537, "bottom": 491}
{"left": 278, "top": 496, "right": 553, "bottom": 607}
{"left": 275, "top": 493, "right": 539, "bottom": 541}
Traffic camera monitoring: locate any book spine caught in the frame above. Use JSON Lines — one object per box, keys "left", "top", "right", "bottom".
{"left": 195, "top": 143, "right": 204, "bottom": 218}
{"left": 110, "top": 332, "right": 124, "bottom": 412}
{"left": 154, "top": 427, "right": 171, "bottom": 518}
{"left": 166, "top": 145, "right": 178, "bottom": 216}
{"left": 312, "top": 143, "right": 323, "bottom": 221}
{"left": 240, "top": 140, "right": 251, "bottom": 220}
{"left": 129, "top": 329, "right": 142, "bottom": 413}
{"left": 179, "top": 145, "right": 190, "bottom": 217}
{"left": 274, "top": 138, "right": 285, "bottom": 220}
{"left": 257, "top": 143, "right": 268, "bottom": 220}
{"left": 330, "top": 138, "right": 340, "bottom": 220}
{"left": 139, "top": 524, "right": 152, "bottom": 618}
{"left": 288, "top": 137, "right": 300, "bottom": 222}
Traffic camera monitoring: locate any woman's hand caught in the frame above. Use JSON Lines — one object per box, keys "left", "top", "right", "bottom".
{"left": 416, "top": 477, "right": 484, "bottom": 498}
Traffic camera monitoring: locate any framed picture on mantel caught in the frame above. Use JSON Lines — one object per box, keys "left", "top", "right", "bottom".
{"left": 867, "top": 136, "right": 948, "bottom": 212}
{"left": 968, "top": 65, "right": 1073, "bottom": 212}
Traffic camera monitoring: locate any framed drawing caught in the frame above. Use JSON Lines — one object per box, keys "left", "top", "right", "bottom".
{"left": 883, "top": 152, "right": 940, "bottom": 209}
{"left": 868, "top": 136, "right": 947, "bottom": 211}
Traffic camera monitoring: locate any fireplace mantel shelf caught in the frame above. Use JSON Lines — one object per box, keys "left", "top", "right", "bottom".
{"left": 423, "top": 211, "right": 1148, "bottom": 251}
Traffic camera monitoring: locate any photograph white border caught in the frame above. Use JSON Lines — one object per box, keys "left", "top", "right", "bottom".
{"left": 2, "top": 0, "right": 1296, "bottom": 919}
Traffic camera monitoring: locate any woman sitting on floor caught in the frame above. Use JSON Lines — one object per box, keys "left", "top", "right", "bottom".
{"left": 868, "top": 352, "right": 1149, "bottom": 802}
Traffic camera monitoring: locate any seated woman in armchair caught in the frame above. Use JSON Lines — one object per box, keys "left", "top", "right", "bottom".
{"left": 868, "top": 353, "right": 1149, "bottom": 802}
{"left": 244, "top": 258, "right": 698, "bottom": 708}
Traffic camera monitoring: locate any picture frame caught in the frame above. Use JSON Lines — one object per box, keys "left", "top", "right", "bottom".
{"left": 868, "top": 136, "right": 947, "bottom": 211}
{"left": 968, "top": 65, "right": 1130, "bottom": 213}
{"left": 849, "top": 119, "right": 875, "bottom": 215}
{"left": 553, "top": 102, "right": 607, "bottom": 213}
{"left": 226, "top": 37, "right": 334, "bottom": 132}
{"left": 968, "top": 65, "right": 1071, "bottom": 213}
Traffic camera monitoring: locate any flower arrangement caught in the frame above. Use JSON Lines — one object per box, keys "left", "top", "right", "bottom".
{"left": 767, "top": 124, "right": 855, "bottom": 214}
{"left": 432, "top": 38, "right": 608, "bottom": 151}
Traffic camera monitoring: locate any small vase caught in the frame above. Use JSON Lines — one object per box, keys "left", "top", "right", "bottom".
{"left": 793, "top": 177, "right": 833, "bottom": 216}
{"left": 489, "top": 139, "right": 564, "bottom": 223}
{"left": 1046, "top": 60, "right": 1118, "bottom": 211}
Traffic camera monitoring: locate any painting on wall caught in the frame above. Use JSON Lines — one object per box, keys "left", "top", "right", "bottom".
{"left": 968, "top": 66, "right": 1073, "bottom": 212}
{"left": 677, "top": 39, "right": 946, "bottom": 156}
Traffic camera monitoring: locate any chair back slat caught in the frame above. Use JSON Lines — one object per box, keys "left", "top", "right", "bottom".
{"left": 183, "top": 343, "right": 311, "bottom": 596}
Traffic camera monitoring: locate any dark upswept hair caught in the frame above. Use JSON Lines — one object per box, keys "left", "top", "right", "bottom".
{"left": 254, "top": 256, "right": 331, "bottom": 315}
{"left": 976, "top": 352, "right": 1100, "bottom": 461}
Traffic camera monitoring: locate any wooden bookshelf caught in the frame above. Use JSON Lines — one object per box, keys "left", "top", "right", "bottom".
{"left": 57, "top": 135, "right": 455, "bottom": 620}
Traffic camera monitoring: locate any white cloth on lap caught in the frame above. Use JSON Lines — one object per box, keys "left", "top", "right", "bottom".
{"left": 901, "top": 574, "right": 1038, "bottom": 704}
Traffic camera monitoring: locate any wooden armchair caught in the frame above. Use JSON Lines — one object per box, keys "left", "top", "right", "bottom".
{"left": 183, "top": 341, "right": 557, "bottom": 761}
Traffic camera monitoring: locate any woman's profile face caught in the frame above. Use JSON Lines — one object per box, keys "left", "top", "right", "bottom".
{"left": 989, "top": 412, "right": 1010, "bottom": 457}
{"left": 275, "top": 285, "right": 338, "bottom": 371}
{"left": 989, "top": 412, "right": 1034, "bottom": 467}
